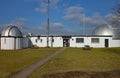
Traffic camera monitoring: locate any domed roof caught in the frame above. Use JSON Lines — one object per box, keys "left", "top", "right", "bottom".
{"left": 2, "top": 25, "right": 22, "bottom": 37}
{"left": 92, "top": 24, "right": 116, "bottom": 36}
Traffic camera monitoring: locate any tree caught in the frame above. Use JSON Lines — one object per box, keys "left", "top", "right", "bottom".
{"left": 110, "top": 4, "right": 120, "bottom": 27}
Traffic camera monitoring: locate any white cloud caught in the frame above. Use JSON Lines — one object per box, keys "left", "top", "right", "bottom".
{"left": 0, "top": 17, "right": 77, "bottom": 35}
{"left": 64, "top": 6, "right": 106, "bottom": 27}
{"left": 66, "top": 6, "right": 84, "bottom": 14}
{"left": 32, "top": 22, "right": 75, "bottom": 35}
{"left": 37, "top": 22, "right": 63, "bottom": 31}
{"left": 51, "top": 22, "right": 63, "bottom": 28}
{"left": 63, "top": 6, "right": 84, "bottom": 23}
{"left": 85, "top": 13, "right": 106, "bottom": 26}
{"left": 63, "top": 5, "right": 110, "bottom": 35}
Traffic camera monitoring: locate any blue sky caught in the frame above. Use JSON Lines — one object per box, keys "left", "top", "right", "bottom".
{"left": 0, "top": 0, "right": 118, "bottom": 35}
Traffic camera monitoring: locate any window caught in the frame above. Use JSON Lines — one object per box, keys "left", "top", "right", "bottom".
{"left": 76, "top": 38, "right": 84, "bottom": 43}
{"left": 91, "top": 38, "right": 99, "bottom": 43}
{"left": 52, "top": 39, "right": 54, "bottom": 42}
{"left": 40, "top": 39, "right": 42, "bottom": 42}
{"left": 35, "top": 39, "right": 37, "bottom": 43}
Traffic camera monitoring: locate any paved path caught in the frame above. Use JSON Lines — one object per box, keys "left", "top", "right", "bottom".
{"left": 9, "top": 47, "right": 66, "bottom": 78}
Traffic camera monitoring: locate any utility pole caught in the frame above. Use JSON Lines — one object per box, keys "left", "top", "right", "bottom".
{"left": 45, "top": 0, "right": 50, "bottom": 47}
{"left": 83, "top": 14, "right": 86, "bottom": 35}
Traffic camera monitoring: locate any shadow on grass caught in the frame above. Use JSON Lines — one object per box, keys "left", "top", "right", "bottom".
{"left": 42, "top": 70, "right": 120, "bottom": 78}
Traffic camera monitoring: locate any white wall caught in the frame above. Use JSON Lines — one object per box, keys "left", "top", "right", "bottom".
{"left": 16, "top": 38, "right": 22, "bottom": 49}
{"left": 30, "top": 36, "right": 63, "bottom": 47}
{"left": 22, "top": 37, "right": 32, "bottom": 48}
{"left": 1, "top": 37, "right": 15, "bottom": 50}
{"left": 30, "top": 37, "right": 47, "bottom": 47}
{"left": 110, "top": 39, "right": 120, "bottom": 47}
{"left": 52, "top": 37, "right": 63, "bottom": 47}
{"left": 70, "top": 37, "right": 85, "bottom": 47}
{"left": 0, "top": 37, "right": 31, "bottom": 50}
{"left": 29, "top": 36, "right": 120, "bottom": 48}
{"left": 1, "top": 36, "right": 120, "bottom": 50}
{"left": 70, "top": 36, "right": 117, "bottom": 48}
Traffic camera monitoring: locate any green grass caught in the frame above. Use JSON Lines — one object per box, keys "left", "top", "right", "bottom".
{"left": 29, "top": 48, "right": 120, "bottom": 78}
{"left": 0, "top": 48, "right": 60, "bottom": 78}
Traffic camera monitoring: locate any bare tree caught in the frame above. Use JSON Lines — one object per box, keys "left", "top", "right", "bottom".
{"left": 110, "top": 4, "right": 120, "bottom": 27}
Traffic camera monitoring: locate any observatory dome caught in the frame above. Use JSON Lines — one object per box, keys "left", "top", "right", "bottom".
{"left": 92, "top": 24, "right": 116, "bottom": 36}
{"left": 2, "top": 25, "right": 22, "bottom": 37}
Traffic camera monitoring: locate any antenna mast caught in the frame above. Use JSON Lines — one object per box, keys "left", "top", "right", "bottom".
{"left": 46, "top": 0, "right": 50, "bottom": 47}
{"left": 83, "top": 14, "right": 86, "bottom": 35}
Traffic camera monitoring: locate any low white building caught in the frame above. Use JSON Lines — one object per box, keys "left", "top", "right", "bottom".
{"left": 70, "top": 36, "right": 120, "bottom": 48}
{"left": 28, "top": 35, "right": 120, "bottom": 48}
{"left": 29, "top": 36, "right": 63, "bottom": 47}
{"left": 0, "top": 25, "right": 120, "bottom": 50}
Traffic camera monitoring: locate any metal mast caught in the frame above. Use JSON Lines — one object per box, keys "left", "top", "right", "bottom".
{"left": 83, "top": 14, "right": 86, "bottom": 35}
{"left": 46, "top": 0, "right": 50, "bottom": 47}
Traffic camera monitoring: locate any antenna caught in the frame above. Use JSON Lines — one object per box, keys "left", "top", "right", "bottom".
{"left": 47, "top": 0, "right": 50, "bottom": 47}
{"left": 43, "top": 0, "right": 50, "bottom": 47}
{"left": 83, "top": 14, "right": 86, "bottom": 35}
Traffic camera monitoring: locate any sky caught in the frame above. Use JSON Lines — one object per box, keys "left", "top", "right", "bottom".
{"left": 0, "top": 0, "right": 119, "bottom": 35}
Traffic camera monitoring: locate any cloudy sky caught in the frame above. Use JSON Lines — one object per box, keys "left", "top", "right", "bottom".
{"left": 0, "top": 0, "right": 118, "bottom": 35}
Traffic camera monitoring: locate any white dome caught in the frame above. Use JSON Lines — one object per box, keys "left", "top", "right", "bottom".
{"left": 2, "top": 25, "right": 22, "bottom": 37}
{"left": 92, "top": 24, "right": 116, "bottom": 36}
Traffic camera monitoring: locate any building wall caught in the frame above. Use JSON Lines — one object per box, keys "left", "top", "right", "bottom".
{"left": 52, "top": 37, "right": 63, "bottom": 47}
{"left": 16, "top": 38, "right": 22, "bottom": 49}
{"left": 22, "top": 37, "right": 31, "bottom": 48}
{"left": 110, "top": 39, "right": 120, "bottom": 47}
{"left": 1, "top": 37, "right": 17, "bottom": 50}
{"left": 30, "top": 37, "right": 47, "bottom": 47}
{"left": 0, "top": 36, "right": 120, "bottom": 50}
{"left": 69, "top": 36, "right": 119, "bottom": 48}
{"left": 30, "top": 36, "right": 63, "bottom": 47}
{"left": 0, "top": 37, "right": 31, "bottom": 50}
{"left": 70, "top": 37, "right": 85, "bottom": 47}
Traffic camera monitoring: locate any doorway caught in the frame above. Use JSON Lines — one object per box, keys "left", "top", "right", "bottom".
{"left": 62, "top": 36, "right": 71, "bottom": 47}
{"left": 63, "top": 39, "right": 70, "bottom": 47}
{"left": 105, "top": 39, "right": 109, "bottom": 47}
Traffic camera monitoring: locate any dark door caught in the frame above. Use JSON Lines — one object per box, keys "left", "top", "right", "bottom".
{"left": 63, "top": 39, "right": 70, "bottom": 47}
{"left": 105, "top": 39, "right": 109, "bottom": 47}
{"left": 0, "top": 35, "right": 1, "bottom": 50}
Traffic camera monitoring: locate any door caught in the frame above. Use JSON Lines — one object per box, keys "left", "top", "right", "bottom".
{"left": 63, "top": 39, "right": 70, "bottom": 47}
{"left": 105, "top": 39, "right": 109, "bottom": 47}
{"left": 0, "top": 36, "right": 1, "bottom": 50}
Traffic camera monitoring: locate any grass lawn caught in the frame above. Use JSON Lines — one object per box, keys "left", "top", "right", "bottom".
{"left": 0, "top": 48, "right": 60, "bottom": 78}
{"left": 29, "top": 48, "right": 120, "bottom": 78}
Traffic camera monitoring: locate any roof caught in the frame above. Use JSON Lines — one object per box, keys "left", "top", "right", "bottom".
{"left": 92, "top": 24, "right": 117, "bottom": 36}
{"left": 1, "top": 25, "right": 22, "bottom": 37}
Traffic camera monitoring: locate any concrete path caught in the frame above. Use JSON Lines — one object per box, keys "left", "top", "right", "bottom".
{"left": 9, "top": 47, "right": 66, "bottom": 78}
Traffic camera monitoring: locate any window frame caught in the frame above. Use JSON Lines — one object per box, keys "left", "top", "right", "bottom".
{"left": 91, "top": 38, "right": 99, "bottom": 43}
{"left": 76, "top": 38, "right": 84, "bottom": 43}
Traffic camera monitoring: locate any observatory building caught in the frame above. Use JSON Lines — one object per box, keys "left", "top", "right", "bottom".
{"left": 2, "top": 26, "right": 22, "bottom": 37}
{"left": 0, "top": 25, "right": 31, "bottom": 50}
{"left": 92, "top": 24, "right": 117, "bottom": 36}
{"left": 0, "top": 25, "right": 120, "bottom": 50}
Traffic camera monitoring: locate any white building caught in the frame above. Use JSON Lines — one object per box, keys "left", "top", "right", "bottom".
{"left": 0, "top": 26, "right": 31, "bottom": 50}
{"left": 0, "top": 25, "right": 120, "bottom": 50}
